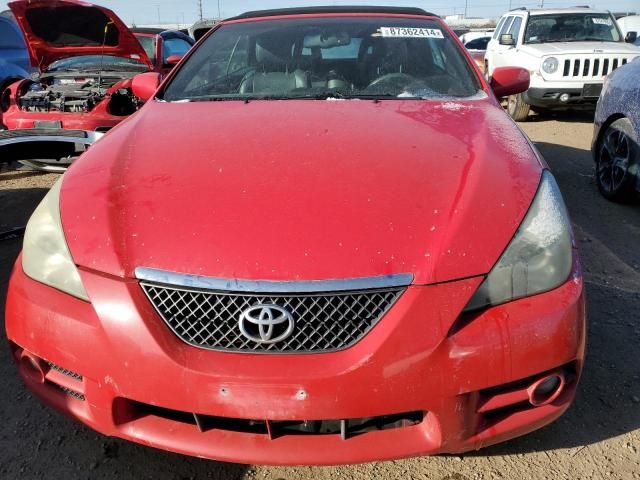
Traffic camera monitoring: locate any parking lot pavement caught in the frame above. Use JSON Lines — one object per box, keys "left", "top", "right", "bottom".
{"left": 1, "top": 115, "right": 640, "bottom": 480}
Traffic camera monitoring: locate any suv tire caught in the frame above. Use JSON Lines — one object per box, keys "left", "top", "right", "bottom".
{"left": 507, "top": 93, "right": 530, "bottom": 121}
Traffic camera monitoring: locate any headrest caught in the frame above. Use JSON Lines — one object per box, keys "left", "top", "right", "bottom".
{"left": 255, "top": 35, "right": 290, "bottom": 66}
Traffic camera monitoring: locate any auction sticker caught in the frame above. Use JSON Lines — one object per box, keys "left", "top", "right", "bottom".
{"left": 380, "top": 27, "right": 444, "bottom": 38}
{"left": 592, "top": 18, "right": 612, "bottom": 25}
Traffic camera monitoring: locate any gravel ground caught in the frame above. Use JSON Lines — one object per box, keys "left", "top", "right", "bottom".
{"left": 1, "top": 113, "right": 639, "bottom": 479}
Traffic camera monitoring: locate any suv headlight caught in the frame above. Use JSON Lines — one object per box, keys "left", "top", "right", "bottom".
{"left": 22, "top": 177, "right": 89, "bottom": 301}
{"left": 463, "top": 171, "right": 573, "bottom": 312}
{"left": 542, "top": 57, "right": 559, "bottom": 74}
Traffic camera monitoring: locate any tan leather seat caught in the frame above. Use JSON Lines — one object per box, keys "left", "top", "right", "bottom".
{"left": 240, "top": 70, "right": 310, "bottom": 94}
{"left": 239, "top": 39, "right": 311, "bottom": 94}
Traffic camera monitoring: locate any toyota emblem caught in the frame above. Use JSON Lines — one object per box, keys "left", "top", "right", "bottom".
{"left": 238, "top": 305, "right": 295, "bottom": 345}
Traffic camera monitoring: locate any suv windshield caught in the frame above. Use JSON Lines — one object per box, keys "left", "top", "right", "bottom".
{"left": 162, "top": 17, "right": 480, "bottom": 101}
{"left": 524, "top": 13, "right": 622, "bottom": 44}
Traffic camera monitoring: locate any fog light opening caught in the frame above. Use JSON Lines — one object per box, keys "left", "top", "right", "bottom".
{"left": 559, "top": 93, "right": 570, "bottom": 103}
{"left": 528, "top": 373, "right": 565, "bottom": 407}
{"left": 20, "top": 351, "right": 46, "bottom": 384}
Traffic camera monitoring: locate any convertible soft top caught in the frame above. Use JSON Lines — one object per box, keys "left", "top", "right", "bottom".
{"left": 229, "top": 6, "right": 438, "bottom": 21}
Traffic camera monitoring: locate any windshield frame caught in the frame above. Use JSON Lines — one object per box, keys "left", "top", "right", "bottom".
{"left": 158, "top": 13, "right": 484, "bottom": 102}
{"left": 523, "top": 12, "right": 623, "bottom": 45}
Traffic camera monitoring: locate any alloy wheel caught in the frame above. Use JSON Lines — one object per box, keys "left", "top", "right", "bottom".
{"left": 598, "top": 128, "right": 631, "bottom": 194}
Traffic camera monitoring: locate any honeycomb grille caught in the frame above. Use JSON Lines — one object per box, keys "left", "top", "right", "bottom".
{"left": 55, "top": 385, "right": 85, "bottom": 401}
{"left": 46, "top": 361, "right": 83, "bottom": 381}
{"left": 141, "top": 283, "right": 405, "bottom": 353}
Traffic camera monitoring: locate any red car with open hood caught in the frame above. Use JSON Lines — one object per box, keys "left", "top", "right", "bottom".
{"left": 0, "top": 0, "right": 153, "bottom": 170}
{"left": 5, "top": 6, "right": 586, "bottom": 465}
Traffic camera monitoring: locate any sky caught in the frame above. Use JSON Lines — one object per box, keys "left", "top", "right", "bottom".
{"left": 2, "top": 0, "right": 639, "bottom": 27}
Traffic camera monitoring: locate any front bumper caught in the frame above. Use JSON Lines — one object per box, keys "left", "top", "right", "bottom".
{"left": 524, "top": 87, "right": 602, "bottom": 109}
{"left": 2, "top": 103, "right": 123, "bottom": 132}
{"left": 6, "top": 258, "right": 586, "bottom": 465}
{"left": 0, "top": 128, "right": 104, "bottom": 170}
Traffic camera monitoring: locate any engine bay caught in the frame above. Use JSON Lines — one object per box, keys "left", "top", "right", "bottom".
{"left": 18, "top": 73, "right": 140, "bottom": 116}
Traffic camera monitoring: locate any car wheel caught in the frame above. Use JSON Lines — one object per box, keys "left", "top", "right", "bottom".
{"left": 596, "top": 118, "right": 639, "bottom": 203}
{"left": 507, "top": 93, "right": 530, "bottom": 121}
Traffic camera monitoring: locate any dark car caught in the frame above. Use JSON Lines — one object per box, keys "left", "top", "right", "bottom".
{"left": 592, "top": 58, "right": 640, "bottom": 202}
{"left": 131, "top": 28, "right": 194, "bottom": 75}
{"left": 0, "top": 13, "right": 30, "bottom": 94}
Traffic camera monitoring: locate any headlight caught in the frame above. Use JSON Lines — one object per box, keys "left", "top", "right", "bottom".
{"left": 22, "top": 177, "right": 89, "bottom": 301}
{"left": 542, "top": 57, "right": 559, "bottom": 74}
{"left": 463, "top": 171, "right": 572, "bottom": 312}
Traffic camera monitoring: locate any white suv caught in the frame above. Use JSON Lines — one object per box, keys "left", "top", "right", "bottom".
{"left": 485, "top": 8, "right": 639, "bottom": 120}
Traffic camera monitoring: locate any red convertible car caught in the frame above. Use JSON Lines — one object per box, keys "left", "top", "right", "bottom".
{"left": 6, "top": 7, "right": 586, "bottom": 465}
{"left": 0, "top": 0, "right": 157, "bottom": 169}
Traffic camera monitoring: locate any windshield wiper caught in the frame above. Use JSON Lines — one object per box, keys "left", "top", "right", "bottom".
{"left": 351, "top": 93, "right": 403, "bottom": 100}
{"left": 180, "top": 95, "right": 249, "bottom": 102}
{"left": 83, "top": 67, "right": 143, "bottom": 72}
{"left": 170, "top": 92, "right": 405, "bottom": 103}
{"left": 308, "top": 91, "right": 347, "bottom": 100}
{"left": 541, "top": 38, "right": 608, "bottom": 43}
{"left": 47, "top": 68, "right": 82, "bottom": 73}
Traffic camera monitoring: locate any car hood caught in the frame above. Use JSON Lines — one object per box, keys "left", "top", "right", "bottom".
{"left": 520, "top": 41, "right": 640, "bottom": 57}
{"left": 8, "top": 0, "right": 152, "bottom": 71}
{"left": 61, "top": 98, "right": 543, "bottom": 285}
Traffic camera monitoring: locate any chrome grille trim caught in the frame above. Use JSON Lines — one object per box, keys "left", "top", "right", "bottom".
{"left": 135, "top": 267, "right": 413, "bottom": 293}
{"left": 137, "top": 268, "right": 411, "bottom": 354}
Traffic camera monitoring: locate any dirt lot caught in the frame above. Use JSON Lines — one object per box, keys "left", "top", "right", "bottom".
{"left": 1, "top": 113, "right": 639, "bottom": 479}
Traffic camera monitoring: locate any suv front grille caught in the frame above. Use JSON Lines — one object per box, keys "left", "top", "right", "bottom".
{"left": 561, "top": 56, "right": 632, "bottom": 78}
{"left": 140, "top": 274, "right": 407, "bottom": 353}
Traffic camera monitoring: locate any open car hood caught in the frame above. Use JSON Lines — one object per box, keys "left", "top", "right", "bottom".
{"left": 8, "top": 0, "right": 152, "bottom": 71}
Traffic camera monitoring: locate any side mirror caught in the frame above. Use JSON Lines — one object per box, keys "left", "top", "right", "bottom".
{"left": 165, "top": 54, "right": 183, "bottom": 67}
{"left": 490, "top": 66, "right": 530, "bottom": 97}
{"left": 131, "top": 72, "right": 161, "bottom": 102}
{"left": 499, "top": 34, "right": 515, "bottom": 46}
{"left": 625, "top": 31, "right": 638, "bottom": 44}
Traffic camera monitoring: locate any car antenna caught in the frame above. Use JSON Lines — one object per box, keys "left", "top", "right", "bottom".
{"left": 98, "top": 21, "right": 114, "bottom": 92}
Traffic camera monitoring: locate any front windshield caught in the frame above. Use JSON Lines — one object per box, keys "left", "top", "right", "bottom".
{"left": 162, "top": 17, "right": 481, "bottom": 101}
{"left": 48, "top": 55, "right": 149, "bottom": 72}
{"left": 524, "top": 13, "right": 621, "bottom": 44}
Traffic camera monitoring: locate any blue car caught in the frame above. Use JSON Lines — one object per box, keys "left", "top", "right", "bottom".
{"left": 592, "top": 58, "right": 640, "bottom": 202}
{"left": 0, "top": 12, "right": 30, "bottom": 92}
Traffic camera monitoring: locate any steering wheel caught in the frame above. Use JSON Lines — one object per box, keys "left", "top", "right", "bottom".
{"left": 367, "top": 72, "right": 416, "bottom": 89}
